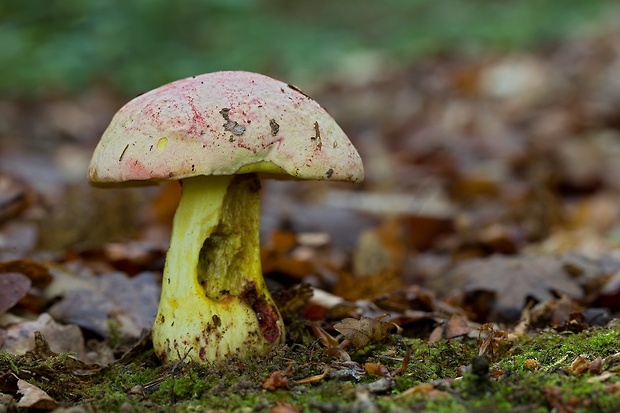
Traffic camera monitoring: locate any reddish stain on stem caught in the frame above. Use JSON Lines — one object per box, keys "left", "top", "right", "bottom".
{"left": 240, "top": 282, "right": 281, "bottom": 343}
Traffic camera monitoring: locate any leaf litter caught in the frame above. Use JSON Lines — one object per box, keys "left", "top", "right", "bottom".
{"left": 4, "top": 17, "right": 620, "bottom": 413}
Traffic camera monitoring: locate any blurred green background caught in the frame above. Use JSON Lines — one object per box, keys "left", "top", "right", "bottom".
{"left": 1, "top": 0, "right": 618, "bottom": 98}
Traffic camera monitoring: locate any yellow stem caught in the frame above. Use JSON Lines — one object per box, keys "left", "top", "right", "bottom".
{"left": 152, "top": 173, "right": 284, "bottom": 364}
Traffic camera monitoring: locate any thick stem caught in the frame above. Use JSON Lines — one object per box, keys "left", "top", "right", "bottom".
{"left": 152, "top": 173, "right": 284, "bottom": 364}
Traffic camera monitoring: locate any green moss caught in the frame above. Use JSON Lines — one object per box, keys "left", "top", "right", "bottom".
{"left": 0, "top": 350, "right": 19, "bottom": 373}
{"left": 3, "top": 325, "right": 620, "bottom": 411}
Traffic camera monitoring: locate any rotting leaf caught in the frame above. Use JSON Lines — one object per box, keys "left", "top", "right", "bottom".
{"left": 0, "top": 272, "right": 31, "bottom": 315}
{"left": 333, "top": 316, "right": 395, "bottom": 350}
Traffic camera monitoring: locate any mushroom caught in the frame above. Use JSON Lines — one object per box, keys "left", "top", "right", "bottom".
{"left": 88, "top": 71, "right": 364, "bottom": 364}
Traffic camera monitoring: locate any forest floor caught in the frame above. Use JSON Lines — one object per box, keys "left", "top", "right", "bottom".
{"left": 3, "top": 16, "right": 620, "bottom": 413}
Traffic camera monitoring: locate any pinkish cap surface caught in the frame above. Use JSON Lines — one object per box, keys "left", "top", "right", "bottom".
{"left": 88, "top": 71, "right": 363, "bottom": 185}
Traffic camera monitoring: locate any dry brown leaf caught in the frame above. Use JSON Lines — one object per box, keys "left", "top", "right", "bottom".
{"left": 589, "top": 357, "right": 604, "bottom": 375}
{"left": 570, "top": 356, "right": 590, "bottom": 375}
{"left": 528, "top": 295, "right": 586, "bottom": 331}
{"left": 477, "top": 323, "right": 509, "bottom": 358}
{"left": 0, "top": 313, "right": 90, "bottom": 361}
{"left": 364, "top": 362, "right": 390, "bottom": 377}
{"left": 262, "top": 370, "right": 290, "bottom": 391}
{"left": 429, "top": 314, "right": 474, "bottom": 344}
{"left": 17, "top": 378, "right": 59, "bottom": 410}
{"left": 333, "top": 316, "right": 394, "bottom": 350}
{"left": 0, "top": 259, "right": 52, "bottom": 289}
{"left": 309, "top": 323, "right": 339, "bottom": 348}
{"left": 443, "top": 255, "right": 583, "bottom": 319}
{"left": 444, "top": 314, "right": 473, "bottom": 339}
{"left": 0, "top": 272, "right": 31, "bottom": 314}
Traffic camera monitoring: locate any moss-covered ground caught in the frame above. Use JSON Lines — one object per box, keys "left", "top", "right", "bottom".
{"left": 2, "top": 324, "right": 620, "bottom": 412}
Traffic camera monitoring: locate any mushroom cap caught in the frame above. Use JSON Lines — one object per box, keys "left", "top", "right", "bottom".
{"left": 88, "top": 71, "right": 363, "bottom": 186}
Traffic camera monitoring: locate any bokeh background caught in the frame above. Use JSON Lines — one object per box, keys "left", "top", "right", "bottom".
{"left": 2, "top": 1, "right": 618, "bottom": 97}
{"left": 2, "top": 0, "right": 620, "bottom": 278}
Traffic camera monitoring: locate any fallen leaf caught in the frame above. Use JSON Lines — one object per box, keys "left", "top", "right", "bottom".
{"left": 477, "top": 323, "right": 509, "bottom": 359}
{"left": 529, "top": 295, "right": 586, "bottom": 331}
{"left": 262, "top": 370, "right": 290, "bottom": 391}
{"left": 364, "top": 362, "right": 390, "bottom": 377}
{"left": 333, "top": 316, "right": 395, "bottom": 350}
{"left": 589, "top": 357, "right": 604, "bottom": 375}
{"left": 0, "top": 313, "right": 89, "bottom": 361}
{"left": 374, "top": 285, "right": 437, "bottom": 314}
{"left": 0, "top": 272, "right": 31, "bottom": 314}
{"left": 310, "top": 323, "right": 340, "bottom": 348}
{"left": 17, "top": 378, "right": 59, "bottom": 410}
{"left": 47, "top": 270, "right": 160, "bottom": 338}
{"left": 429, "top": 314, "right": 476, "bottom": 344}
{"left": 570, "top": 355, "right": 590, "bottom": 375}
{"left": 439, "top": 255, "right": 584, "bottom": 321}
{"left": 0, "top": 259, "right": 52, "bottom": 289}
